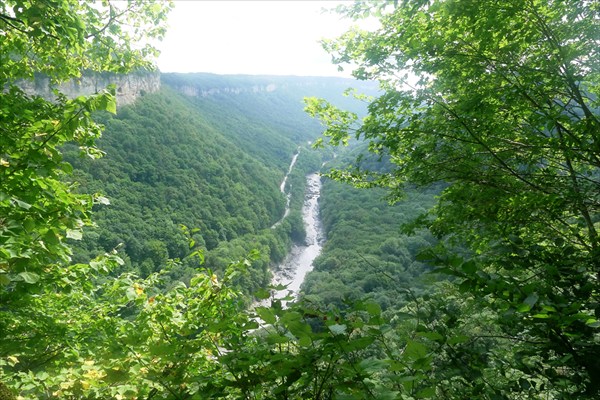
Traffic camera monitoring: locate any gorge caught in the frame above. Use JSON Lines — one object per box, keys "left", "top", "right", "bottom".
{"left": 269, "top": 172, "right": 324, "bottom": 305}
{"left": 61, "top": 72, "right": 376, "bottom": 297}
{"left": 263, "top": 147, "right": 325, "bottom": 305}
{"left": 5, "top": 1, "right": 598, "bottom": 398}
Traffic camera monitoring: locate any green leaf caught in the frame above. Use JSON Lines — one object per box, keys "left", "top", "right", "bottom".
{"left": 105, "top": 97, "right": 117, "bottom": 114}
{"left": 459, "top": 279, "right": 473, "bottom": 293}
{"left": 0, "top": 273, "right": 11, "bottom": 286}
{"left": 44, "top": 231, "right": 60, "bottom": 246}
{"left": 13, "top": 198, "right": 32, "bottom": 209}
{"left": 255, "top": 306, "right": 277, "bottom": 325}
{"left": 364, "top": 301, "right": 381, "bottom": 316}
{"left": 403, "top": 339, "right": 427, "bottom": 360}
{"left": 416, "top": 386, "right": 436, "bottom": 398}
{"left": 518, "top": 293, "right": 539, "bottom": 312}
{"left": 447, "top": 335, "right": 469, "bottom": 345}
{"left": 36, "top": 371, "right": 49, "bottom": 381}
{"left": 298, "top": 335, "right": 312, "bottom": 347}
{"left": 343, "top": 336, "right": 375, "bottom": 351}
{"left": 358, "top": 358, "right": 386, "bottom": 373}
{"left": 461, "top": 260, "right": 477, "bottom": 275}
{"left": 532, "top": 313, "right": 551, "bottom": 319}
{"left": 66, "top": 229, "right": 82, "bottom": 240}
{"left": 417, "top": 331, "right": 445, "bottom": 343}
{"left": 516, "top": 303, "right": 530, "bottom": 312}
{"left": 328, "top": 324, "right": 347, "bottom": 335}
{"left": 18, "top": 271, "right": 40, "bottom": 284}
{"left": 586, "top": 319, "right": 600, "bottom": 328}
{"left": 149, "top": 343, "right": 174, "bottom": 356}
{"left": 125, "top": 287, "right": 137, "bottom": 301}
{"left": 286, "top": 320, "right": 312, "bottom": 339}
{"left": 266, "top": 333, "right": 289, "bottom": 345}
{"left": 254, "top": 288, "right": 271, "bottom": 300}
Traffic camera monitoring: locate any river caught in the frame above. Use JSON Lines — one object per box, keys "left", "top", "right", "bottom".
{"left": 268, "top": 173, "right": 324, "bottom": 306}
{"left": 270, "top": 151, "right": 299, "bottom": 229}
{"left": 260, "top": 148, "right": 325, "bottom": 306}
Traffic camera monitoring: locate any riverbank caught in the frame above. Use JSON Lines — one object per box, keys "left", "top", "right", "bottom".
{"left": 265, "top": 173, "right": 324, "bottom": 307}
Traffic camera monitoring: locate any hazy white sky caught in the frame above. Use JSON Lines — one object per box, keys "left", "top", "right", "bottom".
{"left": 157, "top": 1, "right": 357, "bottom": 77}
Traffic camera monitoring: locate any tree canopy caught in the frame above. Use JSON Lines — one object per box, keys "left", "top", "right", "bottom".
{"left": 3, "top": 0, "right": 600, "bottom": 398}
{"left": 307, "top": 0, "right": 600, "bottom": 396}
{"left": 0, "top": 0, "right": 171, "bottom": 288}
{"left": 1, "top": 1, "right": 171, "bottom": 397}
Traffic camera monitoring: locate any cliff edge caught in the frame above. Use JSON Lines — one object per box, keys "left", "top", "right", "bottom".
{"left": 16, "top": 71, "right": 160, "bottom": 106}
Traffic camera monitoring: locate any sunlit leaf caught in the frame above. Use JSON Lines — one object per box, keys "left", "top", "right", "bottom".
{"left": 18, "top": 271, "right": 40, "bottom": 284}
{"left": 66, "top": 229, "right": 82, "bottom": 240}
{"left": 328, "top": 324, "right": 347, "bottom": 335}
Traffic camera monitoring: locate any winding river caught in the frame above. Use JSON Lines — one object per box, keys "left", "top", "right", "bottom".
{"left": 270, "top": 173, "right": 324, "bottom": 305}
{"left": 263, "top": 152, "right": 325, "bottom": 307}
{"left": 270, "top": 151, "right": 299, "bottom": 229}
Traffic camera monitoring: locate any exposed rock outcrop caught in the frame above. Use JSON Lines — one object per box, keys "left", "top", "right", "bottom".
{"left": 16, "top": 71, "right": 160, "bottom": 106}
{"left": 173, "top": 82, "right": 278, "bottom": 97}
{"left": 161, "top": 73, "right": 360, "bottom": 99}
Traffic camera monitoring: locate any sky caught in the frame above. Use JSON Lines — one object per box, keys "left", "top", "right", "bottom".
{"left": 156, "top": 1, "right": 358, "bottom": 77}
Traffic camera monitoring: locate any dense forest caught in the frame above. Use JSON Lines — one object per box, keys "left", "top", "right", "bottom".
{"left": 61, "top": 74, "right": 374, "bottom": 295}
{"left": 2, "top": 1, "right": 599, "bottom": 399}
{"left": 302, "top": 146, "right": 440, "bottom": 311}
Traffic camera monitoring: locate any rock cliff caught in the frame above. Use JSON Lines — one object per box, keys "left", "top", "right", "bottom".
{"left": 17, "top": 71, "right": 160, "bottom": 106}
{"left": 174, "top": 83, "right": 278, "bottom": 97}
{"left": 161, "top": 73, "right": 360, "bottom": 99}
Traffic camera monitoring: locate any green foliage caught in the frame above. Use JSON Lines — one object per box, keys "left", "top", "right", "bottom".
{"left": 1, "top": 87, "right": 109, "bottom": 297}
{"left": 302, "top": 146, "right": 439, "bottom": 311}
{"left": 1, "top": 0, "right": 171, "bottom": 396}
{"left": 0, "top": 0, "right": 170, "bottom": 302}
{"left": 64, "top": 87, "right": 287, "bottom": 268}
{"left": 1, "top": 1, "right": 170, "bottom": 83}
{"left": 1, "top": 254, "right": 249, "bottom": 399}
{"left": 61, "top": 75, "right": 367, "bottom": 284}
{"left": 225, "top": 298, "right": 398, "bottom": 399}
{"left": 9, "top": 0, "right": 600, "bottom": 397}
{"left": 312, "top": 0, "right": 600, "bottom": 397}
{"left": 1, "top": 12, "right": 386, "bottom": 393}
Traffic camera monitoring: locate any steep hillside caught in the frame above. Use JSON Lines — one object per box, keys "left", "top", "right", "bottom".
{"left": 64, "top": 73, "right": 372, "bottom": 291}
{"left": 163, "top": 73, "right": 377, "bottom": 167}
{"left": 302, "top": 144, "right": 441, "bottom": 310}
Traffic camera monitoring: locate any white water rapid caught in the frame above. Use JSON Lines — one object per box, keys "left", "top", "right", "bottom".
{"left": 266, "top": 173, "right": 324, "bottom": 307}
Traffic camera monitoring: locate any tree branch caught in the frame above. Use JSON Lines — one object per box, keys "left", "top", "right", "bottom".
{"left": 0, "top": 13, "right": 28, "bottom": 34}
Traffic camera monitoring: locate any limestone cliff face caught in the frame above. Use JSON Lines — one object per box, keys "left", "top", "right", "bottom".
{"left": 18, "top": 71, "right": 160, "bottom": 106}
{"left": 160, "top": 73, "right": 354, "bottom": 99}
{"left": 173, "top": 82, "right": 278, "bottom": 97}
{"left": 160, "top": 73, "right": 375, "bottom": 102}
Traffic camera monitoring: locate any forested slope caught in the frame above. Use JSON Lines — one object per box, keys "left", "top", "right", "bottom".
{"left": 63, "top": 74, "right": 373, "bottom": 289}
{"left": 162, "top": 73, "right": 377, "bottom": 167}
{"left": 302, "top": 145, "right": 441, "bottom": 310}
{"left": 4, "top": 1, "right": 600, "bottom": 399}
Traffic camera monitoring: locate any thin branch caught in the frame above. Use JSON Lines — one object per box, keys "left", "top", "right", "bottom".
{"left": 0, "top": 13, "right": 28, "bottom": 34}
{"left": 85, "top": 3, "right": 135, "bottom": 39}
